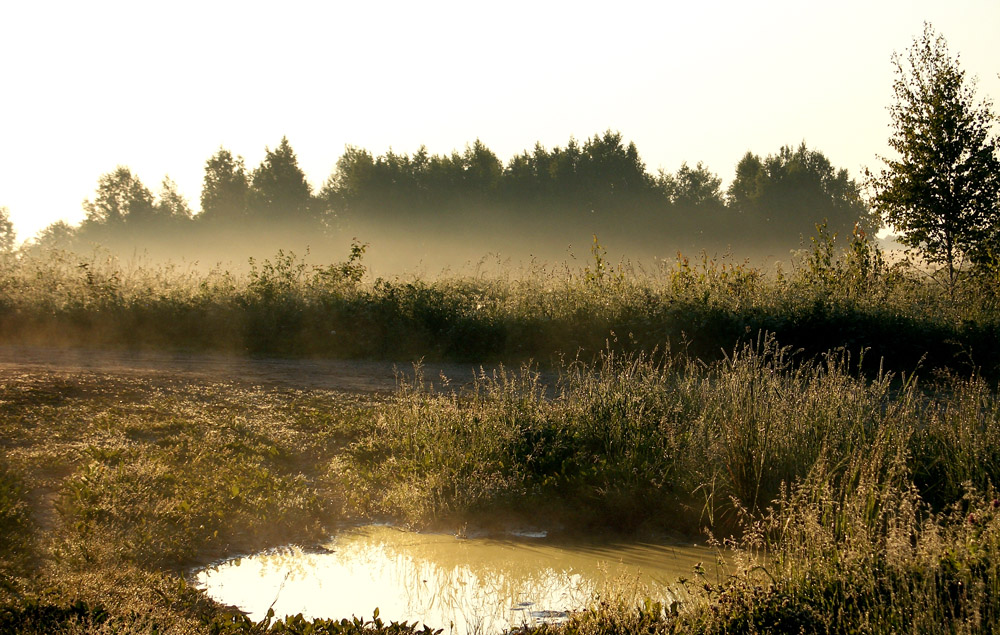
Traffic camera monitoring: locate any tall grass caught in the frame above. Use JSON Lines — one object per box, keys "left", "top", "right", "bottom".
{"left": 325, "top": 337, "right": 1000, "bottom": 633}
{"left": 2, "top": 235, "right": 1000, "bottom": 631}
{"left": 546, "top": 465, "right": 1000, "bottom": 633}
{"left": 336, "top": 335, "right": 1000, "bottom": 537}
{"left": 1, "top": 341, "right": 999, "bottom": 631}
{"left": 0, "top": 235, "right": 997, "bottom": 377}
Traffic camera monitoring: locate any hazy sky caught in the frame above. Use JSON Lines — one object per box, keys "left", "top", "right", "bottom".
{"left": 1, "top": 0, "right": 998, "bottom": 243}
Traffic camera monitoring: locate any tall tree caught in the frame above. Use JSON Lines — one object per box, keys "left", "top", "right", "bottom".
{"left": 669, "top": 162, "right": 725, "bottom": 210}
{"left": 321, "top": 145, "right": 376, "bottom": 219}
{"left": 156, "top": 177, "right": 193, "bottom": 222}
{"left": 249, "top": 137, "right": 314, "bottom": 223}
{"left": 728, "top": 143, "right": 871, "bottom": 243}
{"left": 653, "top": 162, "right": 726, "bottom": 240}
{"left": 82, "top": 166, "right": 156, "bottom": 226}
{"left": 200, "top": 148, "right": 249, "bottom": 223}
{"left": 28, "top": 220, "right": 76, "bottom": 252}
{"left": 727, "top": 152, "right": 764, "bottom": 215}
{"left": 460, "top": 139, "right": 503, "bottom": 199}
{"left": 867, "top": 23, "right": 1000, "bottom": 287}
{"left": 0, "top": 207, "right": 15, "bottom": 254}
{"left": 579, "top": 131, "right": 650, "bottom": 207}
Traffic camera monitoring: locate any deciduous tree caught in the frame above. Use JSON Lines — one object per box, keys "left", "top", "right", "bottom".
{"left": 23, "top": 221, "right": 76, "bottom": 253}
{"left": 200, "top": 148, "right": 249, "bottom": 223}
{"left": 0, "top": 207, "right": 15, "bottom": 254}
{"left": 156, "top": 177, "right": 192, "bottom": 221}
{"left": 867, "top": 23, "right": 1000, "bottom": 288}
{"left": 82, "top": 166, "right": 156, "bottom": 226}
{"left": 728, "top": 143, "right": 871, "bottom": 244}
{"left": 669, "top": 162, "right": 725, "bottom": 210}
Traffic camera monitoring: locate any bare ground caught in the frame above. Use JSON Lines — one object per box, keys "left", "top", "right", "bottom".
{"left": 0, "top": 345, "right": 515, "bottom": 394}
{"left": 0, "top": 345, "right": 554, "bottom": 564}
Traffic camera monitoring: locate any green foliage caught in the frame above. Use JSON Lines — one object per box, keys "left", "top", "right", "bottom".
{"left": 582, "top": 235, "right": 622, "bottom": 285}
{"left": 0, "top": 598, "right": 113, "bottom": 633}
{"left": 2, "top": 330, "right": 1000, "bottom": 631}
{"left": 0, "top": 238, "right": 998, "bottom": 377}
{"left": 209, "top": 607, "right": 441, "bottom": 635}
{"left": 82, "top": 166, "right": 156, "bottom": 226}
{"left": 336, "top": 335, "right": 1000, "bottom": 537}
{"left": 867, "top": 23, "right": 1000, "bottom": 287}
{"left": 691, "top": 470, "right": 1000, "bottom": 633}
{"left": 314, "top": 240, "right": 368, "bottom": 287}
{"left": 201, "top": 147, "right": 251, "bottom": 223}
{"left": 56, "top": 432, "right": 323, "bottom": 568}
{"left": 728, "top": 143, "right": 874, "bottom": 243}
{"left": 340, "top": 343, "right": 1000, "bottom": 633}
{"left": 794, "top": 221, "right": 888, "bottom": 294}
{"left": 249, "top": 137, "right": 316, "bottom": 224}
{"left": 0, "top": 371, "right": 353, "bottom": 621}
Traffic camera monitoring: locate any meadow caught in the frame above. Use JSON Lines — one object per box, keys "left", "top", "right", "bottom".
{"left": 1, "top": 233, "right": 998, "bottom": 378}
{"left": 1, "top": 235, "right": 1000, "bottom": 633}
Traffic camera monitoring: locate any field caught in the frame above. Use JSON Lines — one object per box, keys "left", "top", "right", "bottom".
{"left": 1, "top": 238, "right": 1000, "bottom": 633}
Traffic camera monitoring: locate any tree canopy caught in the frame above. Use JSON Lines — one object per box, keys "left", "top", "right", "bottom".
{"left": 200, "top": 148, "right": 250, "bottom": 224}
{"left": 249, "top": 137, "right": 314, "bottom": 223}
{"left": 0, "top": 207, "right": 14, "bottom": 254}
{"left": 82, "top": 166, "right": 157, "bottom": 226}
{"left": 729, "top": 143, "right": 874, "bottom": 242}
{"left": 15, "top": 133, "right": 876, "bottom": 260}
{"left": 868, "top": 23, "right": 1000, "bottom": 284}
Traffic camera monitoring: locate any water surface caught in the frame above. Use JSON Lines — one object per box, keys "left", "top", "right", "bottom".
{"left": 195, "top": 525, "right": 722, "bottom": 633}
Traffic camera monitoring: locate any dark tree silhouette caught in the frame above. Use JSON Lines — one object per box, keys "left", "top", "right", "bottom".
{"left": 728, "top": 143, "right": 872, "bottom": 244}
{"left": 459, "top": 139, "right": 503, "bottom": 200}
{"left": 249, "top": 137, "right": 315, "bottom": 223}
{"left": 200, "top": 148, "right": 250, "bottom": 223}
{"left": 578, "top": 131, "right": 652, "bottom": 209}
{"left": 82, "top": 166, "right": 156, "bottom": 226}
{"left": 665, "top": 162, "right": 725, "bottom": 209}
{"left": 321, "top": 146, "right": 376, "bottom": 219}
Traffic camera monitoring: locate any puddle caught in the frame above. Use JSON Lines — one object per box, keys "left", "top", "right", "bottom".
{"left": 195, "top": 525, "right": 722, "bottom": 633}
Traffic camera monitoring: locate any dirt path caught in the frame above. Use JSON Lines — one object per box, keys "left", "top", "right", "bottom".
{"left": 0, "top": 345, "right": 540, "bottom": 394}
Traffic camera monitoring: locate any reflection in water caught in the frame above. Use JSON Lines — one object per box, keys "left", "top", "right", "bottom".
{"left": 194, "top": 525, "right": 722, "bottom": 634}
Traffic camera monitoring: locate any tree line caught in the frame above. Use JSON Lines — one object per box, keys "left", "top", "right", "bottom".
{"left": 15, "top": 134, "right": 874, "bottom": 257}
{"left": 5, "top": 23, "right": 996, "bottom": 276}
{"left": 327, "top": 133, "right": 873, "bottom": 246}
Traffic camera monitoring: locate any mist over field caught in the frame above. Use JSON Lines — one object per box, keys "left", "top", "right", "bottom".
{"left": 4, "top": 5, "right": 1000, "bottom": 632}
{"left": 10, "top": 133, "right": 880, "bottom": 277}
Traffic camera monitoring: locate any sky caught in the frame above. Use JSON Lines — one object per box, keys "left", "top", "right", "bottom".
{"left": 1, "top": 0, "right": 998, "bottom": 244}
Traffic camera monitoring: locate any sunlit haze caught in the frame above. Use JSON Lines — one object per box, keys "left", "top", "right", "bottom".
{"left": 1, "top": 0, "right": 997, "bottom": 244}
